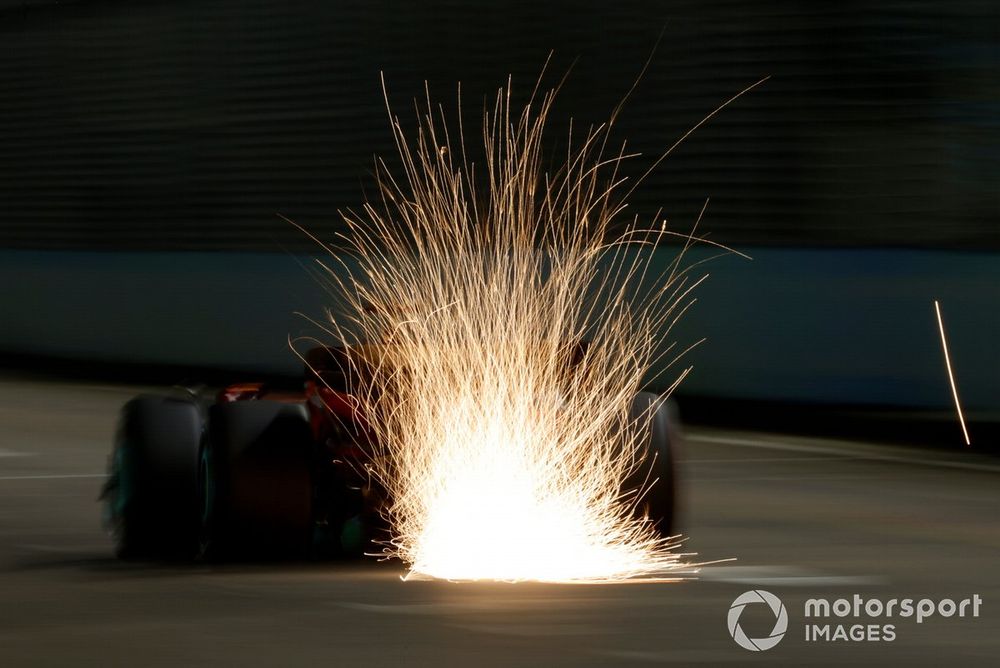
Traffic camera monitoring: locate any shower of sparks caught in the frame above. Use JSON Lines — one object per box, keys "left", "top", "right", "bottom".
{"left": 310, "top": 71, "right": 756, "bottom": 583}
{"left": 934, "top": 300, "right": 971, "bottom": 446}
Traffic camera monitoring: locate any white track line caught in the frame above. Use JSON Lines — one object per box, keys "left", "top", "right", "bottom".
{"left": 690, "top": 434, "right": 1000, "bottom": 474}
{"left": 700, "top": 565, "right": 886, "bottom": 587}
{"left": 0, "top": 473, "right": 106, "bottom": 481}
{"left": 0, "top": 448, "right": 36, "bottom": 458}
{"left": 682, "top": 455, "right": 856, "bottom": 464}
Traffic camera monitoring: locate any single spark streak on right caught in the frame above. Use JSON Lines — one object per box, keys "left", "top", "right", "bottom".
{"left": 318, "top": 74, "right": 742, "bottom": 582}
{"left": 934, "top": 300, "right": 971, "bottom": 446}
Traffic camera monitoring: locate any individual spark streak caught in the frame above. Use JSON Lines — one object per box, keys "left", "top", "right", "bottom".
{"left": 934, "top": 300, "right": 971, "bottom": 446}
{"left": 317, "top": 73, "right": 738, "bottom": 583}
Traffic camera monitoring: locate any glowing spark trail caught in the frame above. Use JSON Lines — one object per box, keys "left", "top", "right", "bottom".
{"left": 313, "top": 72, "right": 751, "bottom": 582}
{"left": 934, "top": 300, "right": 971, "bottom": 446}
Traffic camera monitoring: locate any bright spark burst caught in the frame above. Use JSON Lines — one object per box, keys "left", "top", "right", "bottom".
{"left": 314, "top": 72, "right": 744, "bottom": 582}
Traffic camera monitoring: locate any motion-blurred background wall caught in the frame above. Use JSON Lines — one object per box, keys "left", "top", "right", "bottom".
{"left": 1, "top": 0, "right": 997, "bottom": 410}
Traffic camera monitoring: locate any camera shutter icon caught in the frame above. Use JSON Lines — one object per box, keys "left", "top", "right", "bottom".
{"left": 727, "top": 590, "right": 788, "bottom": 651}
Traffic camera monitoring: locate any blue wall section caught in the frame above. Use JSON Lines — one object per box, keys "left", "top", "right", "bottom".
{"left": 0, "top": 251, "right": 329, "bottom": 376}
{"left": 672, "top": 249, "right": 1000, "bottom": 410}
{"left": 2, "top": 249, "right": 997, "bottom": 410}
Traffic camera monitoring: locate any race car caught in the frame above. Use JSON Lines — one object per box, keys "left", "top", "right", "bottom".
{"left": 102, "top": 345, "right": 681, "bottom": 560}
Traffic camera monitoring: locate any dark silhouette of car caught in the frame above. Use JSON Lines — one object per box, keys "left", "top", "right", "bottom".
{"left": 102, "top": 346, "right": 680, "bottom": 561}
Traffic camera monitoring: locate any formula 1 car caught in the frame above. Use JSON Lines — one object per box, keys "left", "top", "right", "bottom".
{"left": 102, "top": 346, "right": 681, "bottom": 560}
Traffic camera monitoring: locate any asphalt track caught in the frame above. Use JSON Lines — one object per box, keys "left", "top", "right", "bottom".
{"left": 0, "top": 376, "right": 997, "bottom": 666}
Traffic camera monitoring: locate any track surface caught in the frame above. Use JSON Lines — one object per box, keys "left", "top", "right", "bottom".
{"left": 0, "top": 377, "right": 997, "bottom": 666}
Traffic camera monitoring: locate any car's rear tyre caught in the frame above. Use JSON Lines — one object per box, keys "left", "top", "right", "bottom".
{"left": 201, "top": 401, "right": 314, "bottom": 559}
{"left": 105, "top": 395, "right": 204, "bottom": 560}
{"left": 624, "top": 391, "right": 681, "bottom": 538}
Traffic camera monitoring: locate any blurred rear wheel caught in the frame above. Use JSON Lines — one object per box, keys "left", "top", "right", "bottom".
{"left": 624, "top": 391, "right": 681, "bottom": 538}
{"left": 104, "top": 395, "right": 204, "bottom": 560}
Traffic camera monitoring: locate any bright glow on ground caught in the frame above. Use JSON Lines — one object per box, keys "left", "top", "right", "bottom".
{"left": 397, "top": 397, "right": 687, "bottom": 582}
{"left": 318, "top": 72, "right": 730, "bottom": 582}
